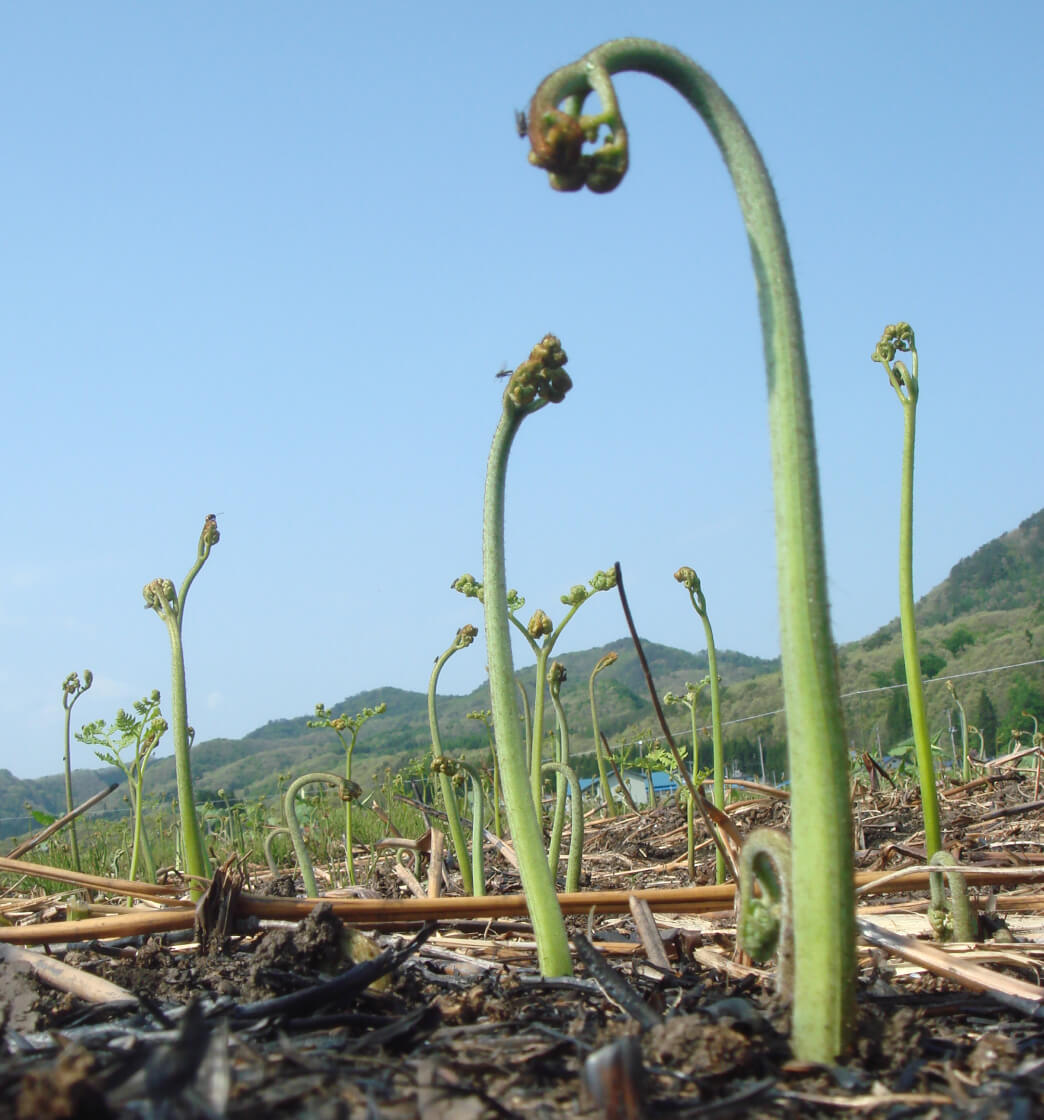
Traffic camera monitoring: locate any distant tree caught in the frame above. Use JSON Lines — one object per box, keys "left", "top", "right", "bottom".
{"left": 863, "top": 626, "right": 895, "bottom": 651}
{"left": 973, "top": 689, "right": 998, "bottom": 755}
{"left": 1004, "top": 677, "right": 1044, "bottom": 739}
{"left": 892, "top": 652, "right": 946, "bottom": 684}
{"left": 871, "top": 670, "right": 893, "bottom": 690}
{"left": 885, "top": 690, "right": 911, "bottom": 746}
{"left": 941, "top": 625, "right": 976, "bottom": 658}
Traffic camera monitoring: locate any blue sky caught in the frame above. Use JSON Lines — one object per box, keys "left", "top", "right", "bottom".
{"left": 2, "top": 4, "right": 1041, "bottom": 780}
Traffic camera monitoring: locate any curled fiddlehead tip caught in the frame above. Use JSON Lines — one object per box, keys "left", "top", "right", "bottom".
{"left": 871, "top": 322, "right": 915, "bottom": 365}
{"left": 593, "top": 650, "right": 619, "bottom": 674}
{"left": 339, "top": 779, "right": 364, "bottom": 803}
{"left": 430, "top": 756, "right": 461, "bottom": 777}
{"left": 506, "top": 588, "right": 525, "bottom": 612}
{"left": 871, "top": 323, "right": 917, "bottom": 399}
{"left": 673, "top": 566, "right": 699, "bottom": 592}
{"left": 451, "top": 573, "right": 484, "bottom": 602}
{"left": 527, "top": 58, "right": 629, "bottom": 194}
{"left": 528, "top": 608, "right": 553, "bottom": 639}
{"left": 560, "top": 584, "right": 590, "bottom": 608}
{"left": 142, "top": 578, "right": 176, "bottom": 612}
{"left": 505, "top": 334, "right": 572, "bottom": 408}
{"left": 589, "top": 568, "right": 617, "bottom": 593}
{"left": 199, "top": 513, "right": 220, "bottom": 555}
{"left": 455, "top": 624, "right": 479, "bottom": 648}
{"left": 548, "top": 659, "right": 567, "bottom": 687}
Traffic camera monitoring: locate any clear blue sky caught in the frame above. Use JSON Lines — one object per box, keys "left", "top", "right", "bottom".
{"left": 2, "top": 4, "right": 1041, "bottom": 780}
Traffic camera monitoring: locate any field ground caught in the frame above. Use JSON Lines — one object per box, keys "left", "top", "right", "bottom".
{"left": 3, "top": 770, "right": 1044, "bottom": 1117}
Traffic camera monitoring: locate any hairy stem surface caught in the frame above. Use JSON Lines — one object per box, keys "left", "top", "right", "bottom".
{"left": 527, "top": 39, "right": 854, "bottom": 1058}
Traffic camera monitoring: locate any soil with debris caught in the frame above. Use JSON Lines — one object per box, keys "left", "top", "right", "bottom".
{"left": 3, "top": 775, "right": 1044, "bottom": 1118}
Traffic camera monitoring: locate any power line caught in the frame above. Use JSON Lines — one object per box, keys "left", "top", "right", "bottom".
{"left": 635, "top": 656, "right": 1044, "bottom": 744}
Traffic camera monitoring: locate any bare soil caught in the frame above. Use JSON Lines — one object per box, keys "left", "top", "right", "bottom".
{"left": 3, "top": 776, "right": 1044, "bottom": 1118}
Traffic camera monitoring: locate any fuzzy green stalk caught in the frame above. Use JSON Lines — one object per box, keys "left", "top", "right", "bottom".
{"left": 424, "top": 629, "right": 477, "bottom": 893}
{"left": 143, "top": 515, "right": 219, "bottom": 894}
{"left": 474, "top": 333, "right": 574, "bottom": 977}
{"left": 526, "top": 40, "right": 854, "bottom": 1057}
{"left": 871, "top": 324, "right": 942, "bottom": 856}
{"left": 589, "top": 652, "right": 619, "bottom": 818}
{"left": 308, "top": 700, "right": 387, "bottom": 885}
{"left": 542, "top": 761, "right": 584, "bottom": 892}
{"left": 947, "top": 681, "right": 971, "bottom": 784}
{"left": 545, "top": 660, "right": 570, "bottom": 875}
{"left": 674, "top": 569, "right": 727, "bottom": 882}
{"left": 60, "top": 670, "right": 93, "bottom": 873}
{"left": 284, "top": 772, "right": 355, "bottom": 898}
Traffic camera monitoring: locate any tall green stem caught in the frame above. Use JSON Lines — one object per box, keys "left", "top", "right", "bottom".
{"left": 60, "top": 670, "right": 92, "bottom": 873}
{"left": 675, "top": 570, "right": 726, "bottom": 882}
{"left": 871, "top": 325, "right": 941, "bottom": 855}
{"left": 526, "top": 40, "right": 853, "bottom": 1058}
{"left": 480, "top": 335, "right": 574, "bottom": 977}
{"left": 143, "top": 516, "right": 219, "bottom": 895}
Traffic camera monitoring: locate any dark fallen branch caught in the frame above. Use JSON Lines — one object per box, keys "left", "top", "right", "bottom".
{"left": 230, "top": 921, "right": 435, "bottom": 1022}
{"left": 572, "top": 932, "right": 663, "bottom": 1030}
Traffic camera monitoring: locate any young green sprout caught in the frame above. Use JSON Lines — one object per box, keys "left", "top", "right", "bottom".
{"left": 467, "top": 709, "right": 502, "bottom": 837}
{"left": 60, "top": 670, "right": 93, "bottom": 873}
{"left": 308, "top": 700, "right": 387, "bottom": 886}
{"left": 947, "top": 680, "right": 971, "bottom": 784}
{"left": 283, "top": 772, "right": 359, "bottom": 898}
{"left": 544, "top": 659, "right": 576, "bottom": 877}
{"left": 423, "top": 626, "right": 478, "bottom": 893}
{"left": 143, "top": 514, "right": 220, "bottom": 893}
{"left": 674, "top": 568, "right": 727, "bottom": 883}
{"left": 77, "top": 691, "right": 166, "bottom": 885}
{"left": 870, "top": 323, "right": 942, "bottom": 857}
{"left": 454, "top": 568, "right": 616, "bottom": 815}
{"left": 430, "top": 755, "right": 487, "bottom": 896}
{"left": 468, "top": 333, "right": 575, "bottom": 977}
{"left": 664, "top": 675, "right": 711, "bottom": 878}
{"left": 525, "top": 41, "right": 854, "bottom": 1058}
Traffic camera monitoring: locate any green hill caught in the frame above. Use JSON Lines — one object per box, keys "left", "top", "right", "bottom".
{"left": 4, "top": 509, "right": 1042, "bottom": 839}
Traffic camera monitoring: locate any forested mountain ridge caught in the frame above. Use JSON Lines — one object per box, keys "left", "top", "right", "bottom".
{"left": 3, "top": 508, "right": 1041, "bottom": 837}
